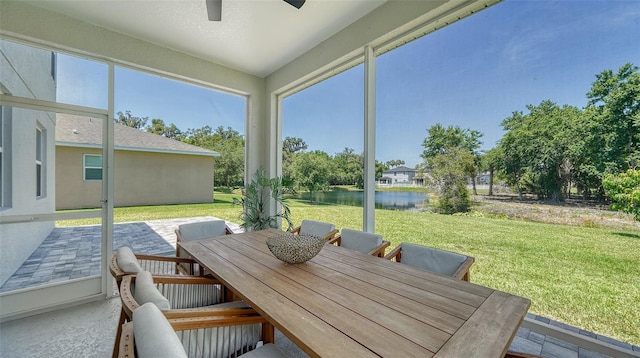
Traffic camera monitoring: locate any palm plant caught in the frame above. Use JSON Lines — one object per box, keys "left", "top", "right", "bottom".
{"left": 234, "top": 167, "right": 294, "bottom": 231}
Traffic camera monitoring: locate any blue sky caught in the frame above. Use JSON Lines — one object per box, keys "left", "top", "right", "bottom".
{"left": 57, "top": 0, "right": 640, "bottom": 168}
{"left": 284, "top": 0, "right": 640, "bottom": 167}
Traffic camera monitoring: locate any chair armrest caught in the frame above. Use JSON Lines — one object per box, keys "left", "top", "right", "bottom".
{"left": 109, "top": 254, "right": 125, "bottom": 282}
{"left": 110, "top": 254, "right": 198, "bottom": 283}
{"left": 289, "top": 226, "right": 301, "bottom": 234}
{"left": 139, "top": 253, "right": 201, "bottom": 276}
{"left": 118, "top": 321, "right": 135, "bottom": 358}
{"left": 452, "top": 255, "right": 475, "bottom": 282}
{"left": 368, "top": 240, "right": 390, "bottom": 258}
{"left": 383, "top": 246, "right": 402, "bottom": 261}
{"left": 323, "top": 229, "right": 339, "bottom": 241}
{"left": 134, "top": 254, "right": 192, "bottom": 263}
{"left": 162, "top": 306, "right": 257, "bottom": 319}
{"left": 150, "top": 274, "right": 221, "bottom": 285}
{"left": 326, "top": 235, "right": 341, "bottom": 245}
{"left": 168, "top": 315, "right": 268, "bottom": 330}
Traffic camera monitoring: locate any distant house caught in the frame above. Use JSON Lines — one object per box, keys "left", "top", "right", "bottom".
{"left": 55, "top": 114, "right": 219, "bottom": 209}
{"left": 378, "top": 166, "right": 421, "bottom": 186}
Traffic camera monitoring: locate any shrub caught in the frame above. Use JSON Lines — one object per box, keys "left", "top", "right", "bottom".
{"left": 603, "top": 169, "right": 640, "bottom": 221}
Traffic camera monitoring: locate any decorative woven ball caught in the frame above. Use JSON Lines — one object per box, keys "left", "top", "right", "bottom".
{"left": 266, "top": 232, "right": 325, "bottom": 264}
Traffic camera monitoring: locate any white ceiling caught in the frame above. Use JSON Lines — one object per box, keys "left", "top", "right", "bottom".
{"left": 26, "top": 0, "right": 387, "bottom": 78}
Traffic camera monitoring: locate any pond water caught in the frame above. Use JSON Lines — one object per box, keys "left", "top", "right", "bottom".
{"left": 297, "top": 190, "right": 428, "bottom": 211}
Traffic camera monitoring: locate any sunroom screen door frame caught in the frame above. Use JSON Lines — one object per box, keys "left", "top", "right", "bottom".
{"left": 0, "top": 58, "right": 114, "bottom": 322}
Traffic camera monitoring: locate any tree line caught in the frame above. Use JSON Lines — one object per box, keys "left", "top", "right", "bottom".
{"left": 283, "top": 139, "right": 408, "bottom": 202}
{"left": 494, "top": 63, "right": 638, "bottom": 202}
{"left": 421, "top": 63, "right": 639, "bottom": 215}
{"left": 115, "top": 62, "right": 638, "bottom": 217}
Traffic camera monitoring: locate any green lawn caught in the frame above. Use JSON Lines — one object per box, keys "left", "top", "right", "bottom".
{"left": 59, "top": 192, "right": 640, "bottom": 345}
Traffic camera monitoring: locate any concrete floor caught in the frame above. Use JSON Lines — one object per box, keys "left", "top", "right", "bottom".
{"left": 0, "top": 297, "right": 121, "bottom": 357}
{"left": 0, "top": 296, "right": 308, "bottom": 358}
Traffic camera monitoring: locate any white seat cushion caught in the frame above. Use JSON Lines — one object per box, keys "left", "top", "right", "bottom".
{"left": 178, "top": 220, "right": 228, "bottom": 241}
{"left": 300, "top": 220, "right": 335, "bottom": 238}
{"left": 339, "top": 228, "right": 383, "bottom": 254}
{"left": 238, "top": 343, "right": 287, "bottom": 358}
{"left": 400, "top": 243, "right": 468, "bottom": 277}
{"left": 133, "top": 271, "right": 171, "bottom": 310}
{"left": 133, "top": 302, "right": 188, "bottom": 358}
{"left": 115, "top": 246, "right": 142, "bottom": 273}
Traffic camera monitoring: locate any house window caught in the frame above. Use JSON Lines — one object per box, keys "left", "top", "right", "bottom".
{"left": 36, "top": 126, "right": 45, "bottom": 198}
{"left": 84, "top": 154, "right": 103, "bottom": 181}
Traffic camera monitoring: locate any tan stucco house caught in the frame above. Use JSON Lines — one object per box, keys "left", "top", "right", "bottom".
{"left": 55, "top": 114, "right": 219, "bottom": 209}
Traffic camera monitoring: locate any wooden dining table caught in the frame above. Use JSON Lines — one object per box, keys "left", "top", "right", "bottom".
{"left": 179, "top": 229, "right": 530, "bottom": 358}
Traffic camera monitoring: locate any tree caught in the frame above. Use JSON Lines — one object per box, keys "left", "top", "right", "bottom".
{"left": 282, "top": 136, "right": 307, "bottom": 179}
{"left": 214, "top": 126, "right": 241, "bottom": 140}
{"left": 332, "top": 148, "right": 364, "bottom": 188}
{"left": 429, "top": 148, "right": 475, "bottom": 214}
{"left": 603, "top": 169, "right": 640, "bottom": 221}
{"left": 421, "top": 124, "right": 481, "bottom": 213}
{"left": 421, "top": 124, "right": 482, "bottom": 159}
{"left": 283, "top": 136, "right": 308, "bottom": 155}
{"left": 375, "top": 161, "right": 388, "bottom": 181}
{"left": 290, "top": 150, "right": 333, "bottom": 202}
{"left": 115, "top": 110, "right": 148, "bottom": 129}
{"left": 385, "top": 159, "right": 405, "bottom": 168}
{"left": 480, "top": 147, "right": 504, "bottom": 196}
{"left": 499, "top": 101, "right": 581, "bottom": 201}
{"left": 213, "top": 137, "right": 244, "bottom": 188}
{"left": 183, "top": 125, "right": 217, "bottom": 148}
{"left": 210, "top": 127, "right": 244, "bottom": 188}
{"left": 182, "top": 125, "right": 245, "bottom": 188}
{"left": 421, "top": 124, "right": 483, "bottom": 194}
{"left": 575, "top": 63, "right": 640, "bottom": 198}
{"left": 147, "top": 119, "right": 184, "bottom": 140}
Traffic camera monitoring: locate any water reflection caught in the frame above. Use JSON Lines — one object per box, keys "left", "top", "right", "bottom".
{"left": 296, "top": 191, "right": 428, "bottom": 211}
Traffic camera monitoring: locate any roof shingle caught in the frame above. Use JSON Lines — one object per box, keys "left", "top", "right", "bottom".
{"left": 55, "top": 114, "right": 219, "bottom": 157}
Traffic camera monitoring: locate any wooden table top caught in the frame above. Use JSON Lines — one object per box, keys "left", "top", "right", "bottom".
{"left": 179, "top": 229, "right": 530, "bottom": 358}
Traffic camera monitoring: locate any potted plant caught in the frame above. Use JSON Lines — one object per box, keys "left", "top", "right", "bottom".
{"left": 234, "top": 167, "right": 294, "bottom": 231}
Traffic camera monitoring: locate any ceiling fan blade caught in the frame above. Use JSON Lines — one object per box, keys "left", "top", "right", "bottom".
{"left": 206, "top": 0, "right": 221, "bottom": 21}
{"left": 283, "top": 0, "right": 305, "bottom": 9}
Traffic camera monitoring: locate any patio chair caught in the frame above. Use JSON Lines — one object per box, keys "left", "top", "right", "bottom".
{"left": 175, "top": 219, "right": 233, "bottom": 274}
{"left": 110, "top": 247, "right": 218, "bottom": 357}
{"left": 290, "top": 219, "right": 338, "bottom": 241}
{"left": 384, "top": 242, "right": 474, "bottom": 282}
{"left": 115, "top": 271, "right": 270, "bottom": 358}
{"left": 109, "top": 246, "right": 204, "bottom": 287}
{"left": 326, "top": 228, "right": 390, "bottom": 257}
{"left": 118, "top": 302, "right": 285, "bottom": 358}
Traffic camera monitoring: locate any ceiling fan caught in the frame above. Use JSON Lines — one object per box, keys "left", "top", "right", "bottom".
{"left": 206, "top": 0, "right": 306, "bottom": 21}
